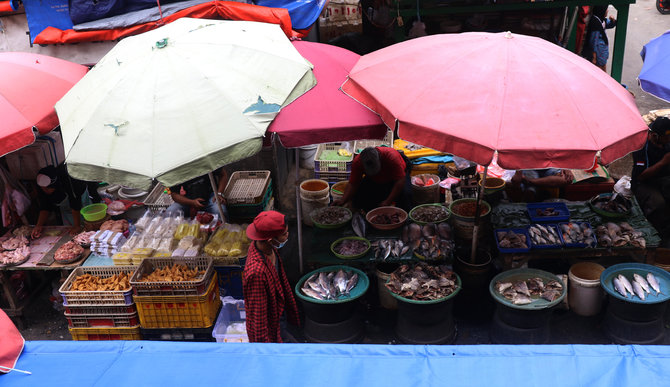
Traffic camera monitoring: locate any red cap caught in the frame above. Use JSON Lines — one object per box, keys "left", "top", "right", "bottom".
{"left": 246, "top": 211, "right": 287, "bottom": 240}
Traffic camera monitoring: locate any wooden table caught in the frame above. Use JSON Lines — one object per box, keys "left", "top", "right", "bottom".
{"left": 0, "top": 226, "right": 90, "bottom": 327}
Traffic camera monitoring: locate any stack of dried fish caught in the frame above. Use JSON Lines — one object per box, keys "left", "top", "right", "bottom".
{"left": 612, "top": 272, "right": 661, "bottom": 300}
{"left": 385, "top": 262, "right": 459, "bottom": 301}
{"left": 595, "top": 222, "right": 645, "bottom": 248}
{"left": 496, "top": 230, "right": 528, "bottom": 249}
{"left": 495, "top": 277, "right": 563, "bottom": 305}
{"left": 410, "top": 205, "right": 449, "bottom": 223}
{"left": 528, "top": 224, "right": 562, "bottom": 247}
{"left": 300, "top": 269, "right": 359, "bottom": 301}
{"left": 559, "top": 222, "right": 597, "bottom": 247}
{"left": 372, "top": 239, "right": 409, "bottom": 260}
{"left": 400, "top": 222, "right": 454, "bottom": 260}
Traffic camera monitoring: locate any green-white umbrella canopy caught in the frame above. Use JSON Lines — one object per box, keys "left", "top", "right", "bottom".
{"left": 56, "top": 18, "right": 316, "bottom": 190}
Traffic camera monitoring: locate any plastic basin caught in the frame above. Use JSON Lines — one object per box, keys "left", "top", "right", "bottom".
{"left": 80, "top": 203, "right": 108, "bottom": 222}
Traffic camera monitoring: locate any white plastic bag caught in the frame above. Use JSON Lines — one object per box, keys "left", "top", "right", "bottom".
{"left": 613, "top": 176, "right": 632, "bottom": 198}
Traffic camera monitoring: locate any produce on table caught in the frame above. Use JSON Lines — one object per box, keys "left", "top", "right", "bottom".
{"left": 333, "top": 239, "right": 368, "bottom": 256}
{"left": 2, "top": 235, "right": 28, "bottom": 250}
{"left": 204, "top": 224, "right": 249, "bottom": 257}
{"left": 0, "top": 246, "right": 30, "bottom": 265}
{"left": 398, "top": 222, "right": 454, "bottom": 260}
{"left": 595, "top": 222, "right": 645, "bottom": 248}
{"left": 496, "top": 230, "right": 528, "bottom": 249}
{"left": 528, "top": 224, "right": 562, "bottom": 247}
{"left": 100, "top": 219, "right": 129, "bottom": 233}
{"left": 54, "top": 241, "right": 85, "bottom": 262}
{"left": 311, "top": 206, "right": 351, "bottom": 225}
{"left": 12, "top": 226, "right": 32, "bottom": 238}
{"left": 73, "top": 231, "right": 97, "bottom": 246}
{"left": 559, "top": 222, "right": 596, "bottom": 247}
{"left": 410, "top": 205, "right": 449, "bottom": 223}
{"left": 69, "top": 272, "right": 131, "bottom": 291}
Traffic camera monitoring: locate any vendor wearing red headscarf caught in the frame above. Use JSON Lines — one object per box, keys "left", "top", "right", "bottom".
{"left": 243, "top": 211, "right": 300, "bottom": 342}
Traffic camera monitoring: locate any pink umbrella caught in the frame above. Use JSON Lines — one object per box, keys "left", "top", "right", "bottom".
{"left": 267, "top": 41, "right": 387, "bottom": 147}
{"left": 0, "top": 52, "right": 87, "bottom": 157}
{"left": 342, "top": 32, "right": 648, "bottom": 170}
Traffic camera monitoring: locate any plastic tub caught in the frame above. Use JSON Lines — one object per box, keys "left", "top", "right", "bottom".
{"left": 300, "top": 195, "right": 330, "bottom": 226}
{"left": 81, "top": 203, "right": 108, "bottom": 222}
{"left": 330, "top": 181, "right": 347, "bottom": 202}
{"left": 299, "top": 179, "right": 330, "bottom": 200}
{"left": 449, "top": 198, "right": 491, "bottom": 240}
{"left": 411, "top": 174, "right": 440, "bottom": 205}
{"left": 376, "top": 263, "right": 398, "bottom": 310}
{"left": 568, "top": 262, "right": 605, "bottom": 316}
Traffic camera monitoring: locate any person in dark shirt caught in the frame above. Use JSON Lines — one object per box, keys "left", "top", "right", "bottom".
{"left": 332, "top": 146, "right": 412, "bottom": 212}
{"left": 32, "top": 164, "right": 102, "bottom": 238}
{"left": 167, "top": 168, "right": 229, "bottom": 219}
{"left": 631, "top": 117, "right": 670, "bottom": 235}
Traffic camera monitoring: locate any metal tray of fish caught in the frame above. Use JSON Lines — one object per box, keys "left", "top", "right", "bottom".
{"left": 557, "top": 222, "right": 597, "bottom": 248}
{"left": 494, "top": 228, "right": 531, "bottom": 254}
{"left": 600, "top": 263, "right": 670, "bottom": 304}
{"left": 526, "top": 202, "right": 570, "bottom": 223}
{"left": 489, "top": 268, "right": 566, "bottom": 310}
{"left": 528, "top": 223, "right": 563, "bottom": 249}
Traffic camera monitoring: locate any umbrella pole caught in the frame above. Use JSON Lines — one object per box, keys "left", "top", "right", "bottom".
{"left": 207, "top": 172, "right": 227, "bottom": 223}
{"left": 295, "top": 150, "right": 304, "bottom": 274}
{"left": 470, "top": 166, "right": 488, "bottom": 263}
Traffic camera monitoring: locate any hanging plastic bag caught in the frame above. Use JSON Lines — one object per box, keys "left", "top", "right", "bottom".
{"left": 613, "top": 176, "right": 632, "bottom": 198}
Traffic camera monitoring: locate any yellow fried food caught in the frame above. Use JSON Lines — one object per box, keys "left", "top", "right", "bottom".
{"left": 70, "top": 272, "right": 131, "bottom": 291}
{"left": 139, "top": 263, "right": 205, "bottom": 282}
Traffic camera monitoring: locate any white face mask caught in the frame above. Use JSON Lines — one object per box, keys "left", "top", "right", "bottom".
{"left": 271, "top": 238, "right": 287, "bottom": 249}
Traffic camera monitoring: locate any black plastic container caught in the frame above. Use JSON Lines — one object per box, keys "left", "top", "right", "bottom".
{"left": 304, "top": 314, "right": 364, "bottom": 344}
{"left": 607, "top": 296, "right": 668, "bottom": 322}
{"left": 495, "top": 303, "right": 555, "bottom": 329}
{"left": 454, "top": 250, "right": 495, "bottom": 321}
{"left": 604, "top": 308, "right": 666, "bottom": 345}
{"left": 299, "top": 299, "right": 358, "bottom": 324}
{"left": 490, "top": 310, "right": 550, "bottom": 344}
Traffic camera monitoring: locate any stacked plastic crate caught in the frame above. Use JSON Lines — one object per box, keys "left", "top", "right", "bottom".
{"left": 313, "top": 142, "right": 354, "bottom": 183}
{"left": 59, "top": 266, "right": 141, "bottom": 340}
{"left": 129, "top": 257, "right": 221, "bottom": 341}
{"left": 223, "top": 170, "right": 273, "bottom": 223}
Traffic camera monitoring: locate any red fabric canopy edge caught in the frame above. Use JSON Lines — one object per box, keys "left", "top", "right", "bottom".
{"left": 0, "top": 309, "right": 25, "bottom": 374}
{"left": 33, "top": 1, "right": 309, "bottom": 45}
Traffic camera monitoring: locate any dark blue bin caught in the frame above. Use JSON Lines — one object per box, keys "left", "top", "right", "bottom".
{"left": 215, "top": 266, "right": 244, "bottom": 299}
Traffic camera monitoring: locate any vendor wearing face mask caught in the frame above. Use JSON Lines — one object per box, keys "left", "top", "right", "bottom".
{"left": 243, "top": 211, "right": 300, "bottom": 342}
{"left": 32, "top": 165, "right": 101, "bottom": 238}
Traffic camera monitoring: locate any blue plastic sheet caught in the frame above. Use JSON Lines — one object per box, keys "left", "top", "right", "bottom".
{"left": 253, "top": 0, "right": 326, "bottom": 29}
{"left": 22, "top": 0, "right": 73, "bottom": 43}
{"left": 4, "top": 341, "right": 670, "bottom": 386}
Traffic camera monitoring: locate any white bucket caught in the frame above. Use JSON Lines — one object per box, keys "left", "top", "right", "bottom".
{"left": 568, "top": 262, "right": 605, "bottom": 316}
{"left": 299, "top": 145, "right": 318, "bottom": 169}
{"left": 300, "top": 194, "right": 330, "bottom": 226}
{"left": 376, "top": 267, "right": 398, "bottom": 310}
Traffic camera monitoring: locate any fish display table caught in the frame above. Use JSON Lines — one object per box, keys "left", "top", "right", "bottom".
{"left": 491, "top": 199, "right": 661, "bottom": 270}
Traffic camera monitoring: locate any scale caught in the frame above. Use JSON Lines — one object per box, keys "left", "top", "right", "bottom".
{"left": 451, "top": 174, "right": 479, "bottom": 200}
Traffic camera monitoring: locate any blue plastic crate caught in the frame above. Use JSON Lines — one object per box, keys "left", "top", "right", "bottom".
{"left": 227, "top": 182, "right": 272, "bottom": 220}
{"left": 215, "top": 266, "right": 244, "bottom": 299}
{"left": 494, "top": 228, "right": 531, "bottom": 253}
{"left": 528, "top": 224, "right": 563, "bottom": 249}
{"left": 557, "top": 222, "right": 598, "bottom": 248}
{"left": 526, "top": 202, "right": 570, "bottom": 223}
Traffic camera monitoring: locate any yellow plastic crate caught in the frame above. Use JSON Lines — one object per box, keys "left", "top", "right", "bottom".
{"left": 134, "top": 273, "right": 221, "bottom": 329}
{"left": 394, "top": 139, "right": 447, "bottom": 159}
{"left": 69, "top": 325, "right": 141, "bottom": 340}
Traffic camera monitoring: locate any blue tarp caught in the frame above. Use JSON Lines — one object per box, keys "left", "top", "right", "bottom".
{"left": 23, "top": 0, "right": 73, "bottom": 43}
{"left": 253, "top": 0, "right": 325, "bottom": 29}
{"left": 3, "top": 341, "right": 670, "bottom": 386}
{"left": 69, "top": 0, "right": 182, "bottom": 25}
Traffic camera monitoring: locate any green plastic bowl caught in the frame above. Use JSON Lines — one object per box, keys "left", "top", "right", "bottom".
{"left": 80, "top": 203, "right": 108, "bottom": 222}
{"left": 295, "top": 265, "right": 369, "bottom": 304}
{"left": 588, "top": 193, "right": 630, "bottom": 219}
{"left": 330, "top": 237, "right": 370, "bottom": 259}
{"left": 386, "top": 271, "right": 461, "bottom": 304}
{"left": 310, "top": 206, "right": 352, "bottom": 229}
{"left": 489, "top": 268, "right": 566, "bottom": 310}
{"left": 408, "top": 203, "right": 450, "bottom": 225}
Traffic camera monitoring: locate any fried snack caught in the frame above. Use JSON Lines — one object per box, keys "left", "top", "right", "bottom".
{"left": 70, "top": 272, "right": 131, "bottom": 291}
{"left": 139, "top": 263, "right": 205, "bottom": 282}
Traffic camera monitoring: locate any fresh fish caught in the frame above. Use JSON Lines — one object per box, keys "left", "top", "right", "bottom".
{"left": 541, "top": 289, "right": 561, "bottom": 302}
{"left": 617, "top": 274, "right": 634, "bottom": 295}
{"left": 422, "top": 223, "right": 437, "bottom": 238}
{"left": 345, "top": 272, "right": 358, "bottom": 294}
{"left": 318, "top": 272, "right": 332, "bottom": 299}
{"left": 512, "top": 293, "right": 532, "bottom": 305}
{"left": 383, "top": 242, "right": 392, "bottom": 261}
{"left": 301, "top": 286, "right": 324, "bottom": 300}
{"left": 306, "top": 279, "right": 323, "bottom": 294}
{"left": 647, "top": 272, "right": 661, "bottom": 295}
{"left": 495, "top": 281, "right": 513, "bottom": 293}
{"left": 437, "top": 222, "right": 452, "bottom": 240}
{"left": 334, "top": 270, "right": 348, "bottom": 295}
{"left": 633, "top": 273, "right": 651, "bottom": 294}
{"left": 613, "top": 277, "right": 628, "bottom": 298}
{"left": 513, "top": 281, "right": 531, "bottom": 297}
{"left": 408, "top": 223, "right": 422, "bottom": 240}
{"left": 352, "top": 212, "right": 366, "bottom": 238}
{"left": 632, "top": 280, "right": 646, "bottom": 300}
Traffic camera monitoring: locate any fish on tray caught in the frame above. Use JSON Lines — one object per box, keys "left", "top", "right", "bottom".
{"left": 559, "top": 222, "right": 596, "bottom": 247}
{"left": 333, "top": 239, "right": 369, "bottom": 256}
{"left": 385, "top": 262, "right": 458, "bottom": 301}
{"left": 301, "top": 269, "right": 359, "bottom": 300}
{"left": 612, "top": 272, "right": 662, "bottom": 299}
{"left": 595, "top": 222, "right": 646, "bottom": 248}
{"left": 528, "top": 224, "right": 561, "bottom": 246}
{"left": 496, "top": 230, "right": 528, "bottom": 249}
{"left": 495, "top": 277, "right": 563, "bottom": 305}
{"left": 397, "top": 222, "right": 454, "bottom": 261}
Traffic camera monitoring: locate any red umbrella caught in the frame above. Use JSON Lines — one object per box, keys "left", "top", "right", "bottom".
{"left": 342, "top": 32, "right": 648, "bottom": 170}
{"left": 267, "top": 41, "right": 387, "bottom": 147}
{"left": 0, "top": 52, "right": 87, "bottom": 157}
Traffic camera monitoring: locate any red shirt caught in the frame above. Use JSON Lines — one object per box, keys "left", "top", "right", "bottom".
{"left": 349, "top": 147, "right": 406, "bottom": 185}
{"left": 243, "top": 242, "right": 300, "bottom": 343}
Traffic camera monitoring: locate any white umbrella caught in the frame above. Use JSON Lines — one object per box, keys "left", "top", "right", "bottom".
{"left": 56, "top": 18, "right": 316, "bottom": 193}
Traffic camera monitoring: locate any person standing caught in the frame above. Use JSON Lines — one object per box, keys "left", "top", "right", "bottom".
{"left": 632, "top": 117, "right": 670, "bottom": 240}
{"left": 243, "top": 211, "right": 300, "bottom": 343}
{"left": 332, "top": 146, "right": 411, "bottom": 212}
{"left": 32, "top": 164, "right": 101, "bottom": 238}
{"left": 581, "top": 5, "right": 617, "bottom": 72}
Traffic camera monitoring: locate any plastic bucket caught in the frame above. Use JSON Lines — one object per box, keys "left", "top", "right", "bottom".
{"left": 299, "top": 145, "right": 318, "bottom": 169}
{"left": 449, "top": 198, "right": 491, "bottom": 240}
{"left": 411, "top": 174, "right": 440, "bottom": 205}
{"left": 376, "top": 263, "right": 399, "bottom": 310}
{"left": 331, "top": 181, "right": 347, "bottom": 203}
{"left": 300, "top": 195, "right": 330, "bottom": 226}
{"left": 300, "top": 179, "right": 330, "bottom": 200}
{"left": 568, "top": 262, "right": 605, "bottom": 316}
